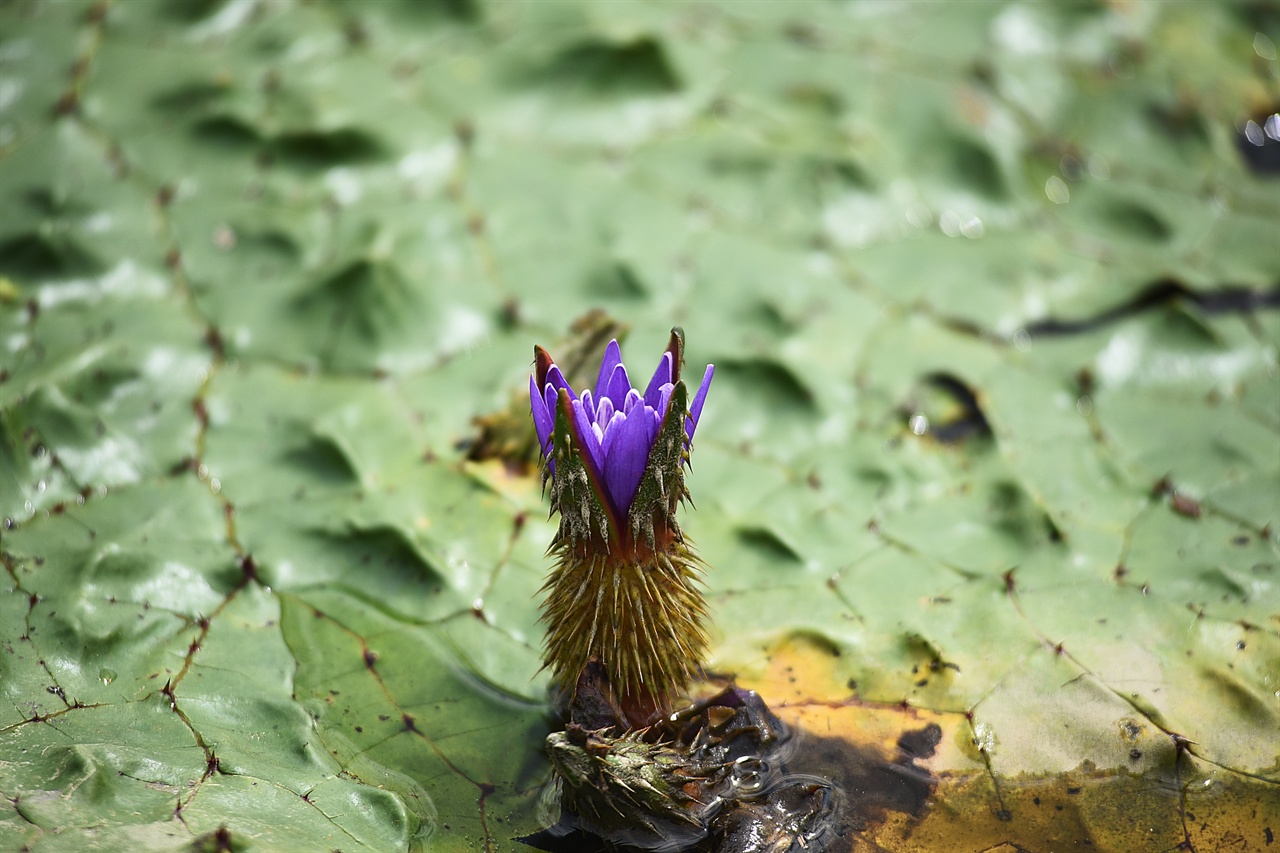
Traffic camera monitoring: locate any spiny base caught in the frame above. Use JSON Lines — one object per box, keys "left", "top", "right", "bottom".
{"left": 540, "top": 544, "right": 708, "bottom": 726}
{"left": 527, "top": 673, "right": 843, "bottom": 853}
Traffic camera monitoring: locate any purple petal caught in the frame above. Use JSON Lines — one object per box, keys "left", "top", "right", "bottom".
{"left": 644, "top": 407, "right": 660, "bottom": 445}
{"left": 545, "top": 364, "right": 574, "bottom": 400}
{"left": 656, "top": 383, "right": 673, "bottom": 416}
{"left": 544, "top": 386, "right": 560, "bottom": 450}
{"left": 593, "top": 340, "right": 623, "bottom": 404}
{"left": 569, "top": 396, "right": 603, "bottom": 475}
{"left": 686, "top": 364, "right": 714, "bottom": 441}
{"left": 643, "top": 352, "right": 673, "bottom": 408}
{"left": 595, "top": 396, "right": 615, "bottom": 430}
{"left": 603, "top": 404, "right": 653, "bottom": 515}
{"left": 530, "top": 375, "right": 552, "bottom": 456}
{"left": 580, "top": 389, "right": 596, "bottom": 420}
{"left": 598, "top": 410, "right": 627, "bottom": 461}
{"left": 622, "top": 388, "right": 642, "bottom": 414}
{"left": 603, "top": 363, "right": 633, "bottom": 410}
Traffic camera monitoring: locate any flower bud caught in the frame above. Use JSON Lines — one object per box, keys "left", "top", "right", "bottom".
{"left": 530, "top": 328, "right": 714, "bottom": 725}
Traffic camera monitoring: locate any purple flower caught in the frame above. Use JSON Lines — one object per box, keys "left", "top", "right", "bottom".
{"left": 530, "top": 336, "right": 713, "bottom": 520}
{"left": 531, "top": 328, "right": 714, "bottom": 718}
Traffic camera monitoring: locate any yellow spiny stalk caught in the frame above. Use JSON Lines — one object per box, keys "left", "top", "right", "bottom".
{"left": 529, "top": 328, "right": 714, "bottom": 727}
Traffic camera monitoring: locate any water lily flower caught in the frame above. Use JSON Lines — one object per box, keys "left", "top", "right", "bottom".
{"left": 529, "top": 335, "right": 713, "bottom": 522}
{"left": 529, "top": 328, "right": 714, "bottom": 727}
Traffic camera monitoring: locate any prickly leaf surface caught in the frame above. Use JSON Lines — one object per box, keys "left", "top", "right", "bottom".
{"left": 1, "top": 1, "right": 1277, "bottom": 851}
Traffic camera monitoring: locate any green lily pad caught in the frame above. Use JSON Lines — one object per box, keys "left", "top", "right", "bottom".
{"left": 2, "top": 0, "right": 1277, "bottom": 850}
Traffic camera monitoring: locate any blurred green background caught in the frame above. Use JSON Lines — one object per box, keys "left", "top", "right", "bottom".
{"left": 0, "top": 1, "right": 1277, "bottom": 851}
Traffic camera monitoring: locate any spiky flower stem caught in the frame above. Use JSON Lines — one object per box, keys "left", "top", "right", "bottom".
{"left": 531, "top": 329, "right": 714, "bottom": 727}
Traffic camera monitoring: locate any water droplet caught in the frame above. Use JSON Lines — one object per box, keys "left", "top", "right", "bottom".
{"left": 324, "top": 167, "right": 362, "bottom": 206}
{"left": 35, "top": 479, "right": 46, "bottom": 492}
{"left": 209, "top": 477, "right": 221, "bottom": 495}
{"left": 905, "top": 203, "right": 932, "bottom": 229}
{"left": 197, "top": 464, "right": 209, "bottom": 480}
{"left": 213, "top": 225, "right": 236, "bottom": 250}
{"left": 1059, "top": 154, "right": 1084, "bottom": 181}
{"left": 1244, "top": 120, "right": 1265, "bottom": 147}
{"left": 1076, "top": 396, "right": 1093, "bottom": 416}
{"left": 730, "top": 756, "right": 768, "bottom": 795}
{"left": 1087, "top": 154, "right": 1110, "bottom": 180}
{"left": 960, "top": 215, "right": 984, "bottom": 239}
{"left": 909, "top": 414, "right": 929, "bottom": 436}
{"left": 1012, "top": 329, "right": 1032, "bottom": 351}
{"left": 99, "top": 669, "right": 117, "bottom": 685}
{"left": 939, "top": 210, "right": 961, "bottom": 237}
{"left": 1045, "top": 175, "right": 1070, "bottom": 204}
{"left": 1254, "top": 32, "right": 1277, "bottom": 61}
{"left": 1265, "top": 114, "right": 1280, "bottom": 142}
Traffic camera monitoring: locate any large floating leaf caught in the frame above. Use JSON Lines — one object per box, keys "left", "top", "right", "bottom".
{"left": 1, "top": 0, "right": 1276, "bottom": 850}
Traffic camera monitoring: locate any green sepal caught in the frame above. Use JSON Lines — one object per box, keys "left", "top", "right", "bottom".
{"left": 547, "top": 388, "right": 619, "bottom": 551}
{"left": 627, "top": 380, "right": 691, "bottom": 553}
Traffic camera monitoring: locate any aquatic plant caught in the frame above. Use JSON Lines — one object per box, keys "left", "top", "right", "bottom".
{"left": 531, "top": 328, "right": 714, "bottom": 725}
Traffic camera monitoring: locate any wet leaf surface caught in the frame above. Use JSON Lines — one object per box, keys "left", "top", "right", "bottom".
{"left": 1, "top": 0, "right": 1277, "bottom": 850}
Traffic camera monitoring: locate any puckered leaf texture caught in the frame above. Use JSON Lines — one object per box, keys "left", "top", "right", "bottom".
{"left": 1, "top": 1, "right": 1276, "bottom": 850}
